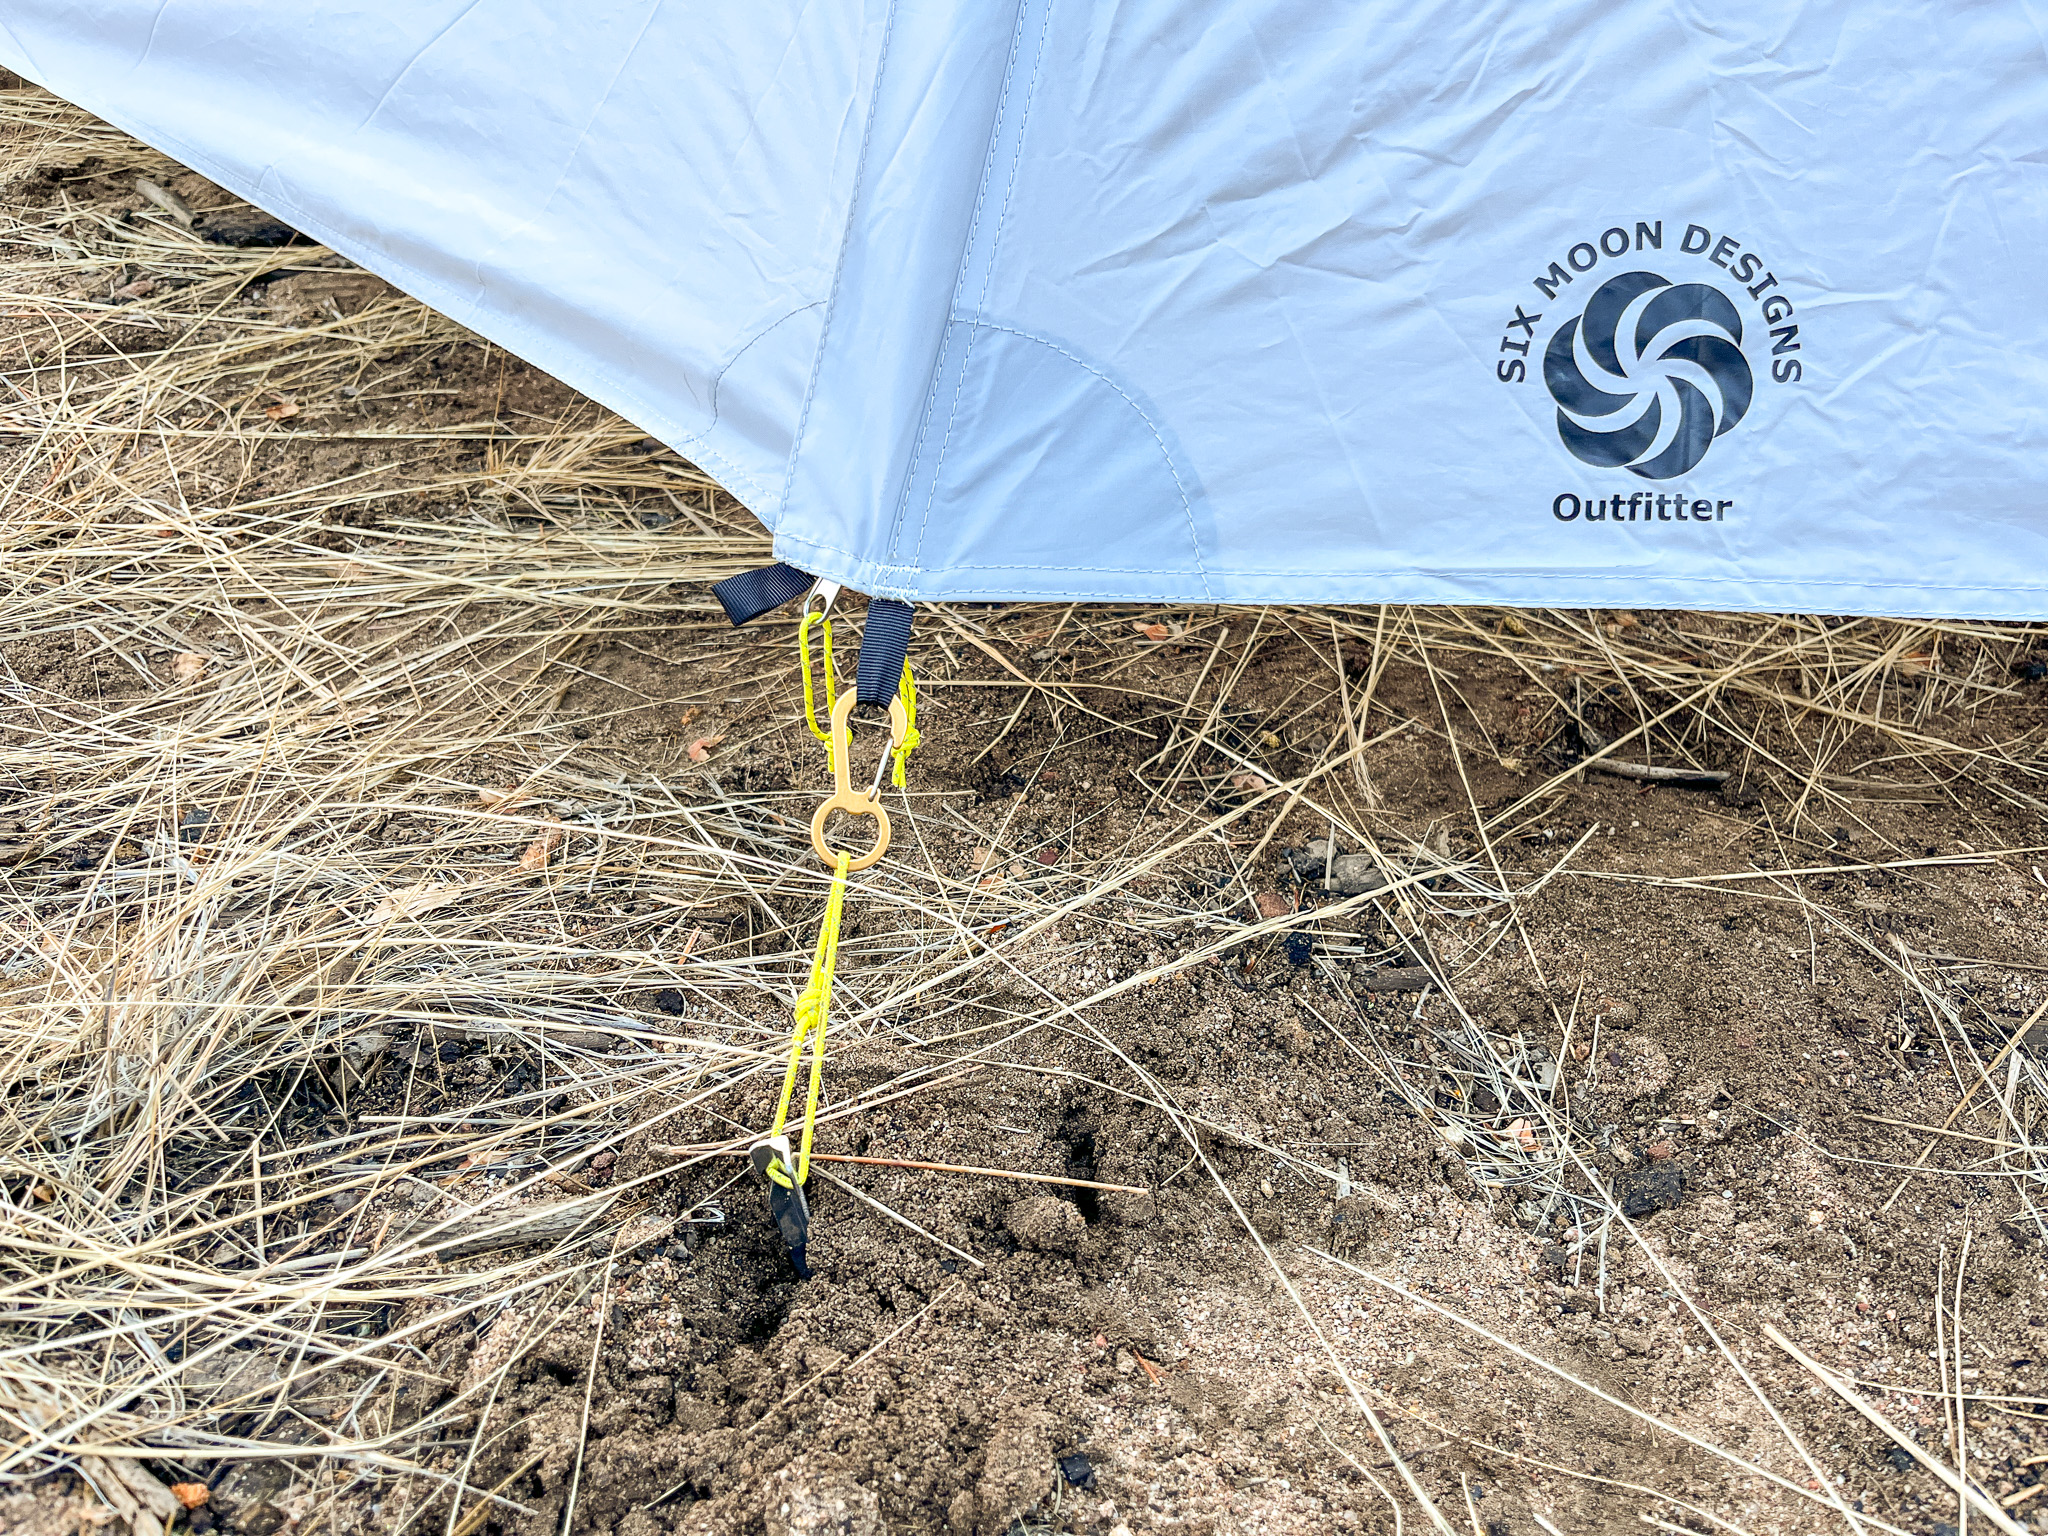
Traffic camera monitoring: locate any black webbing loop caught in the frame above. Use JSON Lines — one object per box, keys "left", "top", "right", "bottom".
{"left": 856, "top": 598, "right": 914, "bottom": 706}
{"left": 711, "top": 562, "right": 814, "bottom": 627}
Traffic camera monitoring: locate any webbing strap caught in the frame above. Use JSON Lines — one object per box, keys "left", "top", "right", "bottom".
{"left": 711, "top": 562, "right": 813, "bottom": 627}
{"left": 856, "top": 598, "right": 914, "bottom": 705}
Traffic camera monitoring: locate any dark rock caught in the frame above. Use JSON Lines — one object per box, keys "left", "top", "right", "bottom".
{"left": 652, "top": 988, "right": 688, "bottom": 1015}
{"left": 1613, "top": 1162, "right": 1687, "bottom": 1218}
{"left": 196, "top": 207, "right": 302, "bottom": 247}
{"left": 1058, "top": 1453, "right": 1097, "bottom": 1490}
{"left": 436, "top": 1040, "right": 464, "bottom": 1063}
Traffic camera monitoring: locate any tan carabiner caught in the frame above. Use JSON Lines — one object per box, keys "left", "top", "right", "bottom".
{"left": 810, "top": 689, "right": 907, "bottom": 871}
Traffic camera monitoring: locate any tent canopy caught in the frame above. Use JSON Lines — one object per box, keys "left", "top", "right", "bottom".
{"left": 8, "top": 2, "right": 2048, "bottom": 616}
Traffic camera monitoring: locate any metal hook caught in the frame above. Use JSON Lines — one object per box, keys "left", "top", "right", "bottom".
{"left": 809, "top": 688, "right": 907, "bottom": 870}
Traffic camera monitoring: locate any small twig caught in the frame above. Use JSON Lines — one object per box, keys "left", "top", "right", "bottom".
{"left": 1356, "top": 966, "right": 1434, "bottom": 994}
{"left": 1586, "top": 757, "right": 1728, "bottom": 785}
{"left": 678, "top": 1147, "right": 1145, "bottom": 1194}
{"left": 790, "top": 1152, "right": 1146, "bottom": 1195}
{"left": 1129, "top": 1347, "right": 1164, "bottom": 1386}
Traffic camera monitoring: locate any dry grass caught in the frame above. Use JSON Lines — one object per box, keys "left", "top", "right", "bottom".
{"left": 5, "top": 81, "right": 2048, "bottom": 1535}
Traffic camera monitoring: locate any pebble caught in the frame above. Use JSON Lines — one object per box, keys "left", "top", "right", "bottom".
{"left": 341, "top": 1029, "right": 390, "bottom": 1062}
{"left": 1259, "top": 1179, "right": 1274, "bottom": 1199}
{"left": 437, "top": 1040, "right": 464, "bottom": 1063}
{"left": 1319, "top": 854, "right": 1391, "bottom": 895}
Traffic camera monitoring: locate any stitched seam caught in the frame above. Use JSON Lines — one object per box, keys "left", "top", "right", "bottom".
{"left": 771, "top": 532, "right": 2048, "bottom": 597}
{"left": 777, "top": 0, "right": 903, "bottom": 523}
{"left": 907, "top": 0, "right": 1053, "bottom": 573}
{"left": 950, "top": 320, "right": 1215, "bottom": 597}
{"left": 887, "top": 0, "right": 1039, "bottom": 567}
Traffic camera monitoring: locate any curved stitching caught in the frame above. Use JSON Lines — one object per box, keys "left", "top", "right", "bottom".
{"left": 778, "top": 0, "right": 903, "bottom": 523}
{"left": 953, "top": 320, "right": 1215, "bottom": 597}
{"left": 705, "top": 300, "right": 825, "bottom": 432}
{"left": 889, "top": 0, "right": 1039, "bottom": 567}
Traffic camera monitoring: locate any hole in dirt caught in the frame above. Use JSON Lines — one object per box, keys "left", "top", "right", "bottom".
{"left": 743, "top": 1285, "right": 799, "bottom": 1343}
{"left": 1060, "top": 1118, "right": 1101, "bottom": 1223}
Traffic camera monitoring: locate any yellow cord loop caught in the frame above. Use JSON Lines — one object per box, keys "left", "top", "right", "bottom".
{"left": 796, "top": 610, "right": 837, "bottom": 769}
{"left": 765, "top": 849, "right": 850, "bottom": 1189}
{"left": 890, "top": 659, "right": 921, "bottom": 787}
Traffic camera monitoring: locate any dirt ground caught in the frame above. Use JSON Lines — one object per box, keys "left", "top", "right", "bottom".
{"left": 4, "top": 85, "right": 2048, "bottom": 1536}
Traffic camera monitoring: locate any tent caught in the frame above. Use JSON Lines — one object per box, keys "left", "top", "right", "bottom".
{"left": 8, "top": 2, "right": 2048, "bottom": 619}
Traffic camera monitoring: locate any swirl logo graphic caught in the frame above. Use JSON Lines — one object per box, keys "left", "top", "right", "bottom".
{"left": 1544, "top": 270, "right": 1753, "bottom": 479}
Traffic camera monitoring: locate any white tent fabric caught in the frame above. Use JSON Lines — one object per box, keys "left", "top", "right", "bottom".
{"left": 9, "top": 3, "right": 2048, "bottom": 616}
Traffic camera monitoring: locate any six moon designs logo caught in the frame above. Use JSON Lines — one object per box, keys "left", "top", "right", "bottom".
{"left": 1544, "top": 269, "right": 1753, "bottom": 480}
{"left": 1493, "top": 222, "right": 1805, "bottom": 519}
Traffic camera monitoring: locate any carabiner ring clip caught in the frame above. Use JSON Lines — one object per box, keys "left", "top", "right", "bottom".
{"left": 801, "top": 578, "right": 841, "bottom": 622}
{"left": 810, "top": 689, "right": 907, "bottom": 871}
